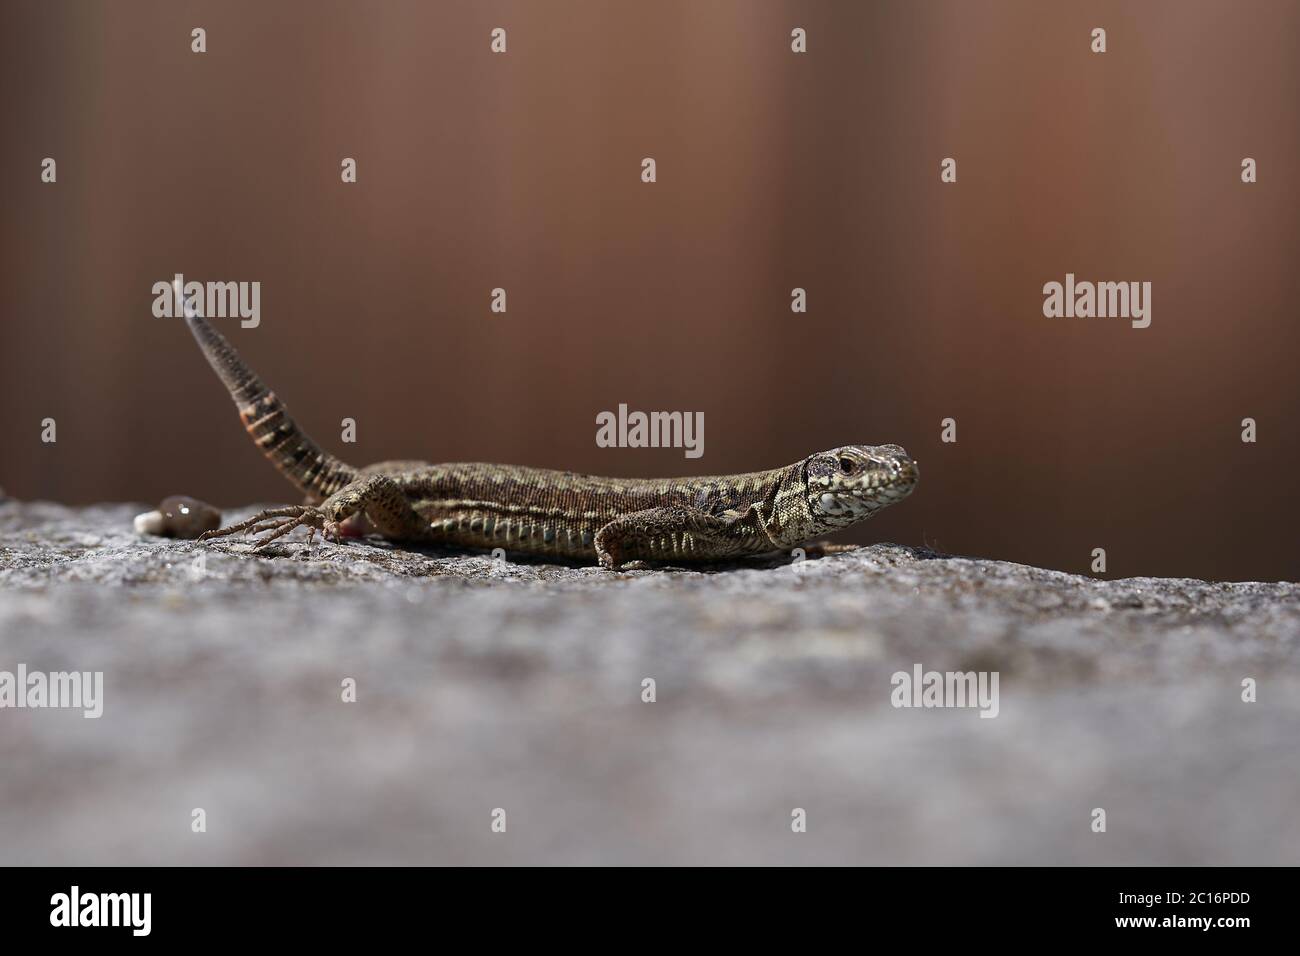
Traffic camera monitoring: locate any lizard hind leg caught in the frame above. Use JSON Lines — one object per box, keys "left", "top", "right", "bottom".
{"left": 317, "top": 474, "right": 431, "bottom": 542}
{"left": 198, "top": 474, "right": 427, "bottom": 551}
{"left": 198, "top": 505, "right": 326, "bottom": 549}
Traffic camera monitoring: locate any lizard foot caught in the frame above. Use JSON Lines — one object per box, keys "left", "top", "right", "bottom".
{"left": 595, "top": 541, "right": 621, "bottom": 571}
{"left": 198, "top": 505, "right": 334, "bottom": 549}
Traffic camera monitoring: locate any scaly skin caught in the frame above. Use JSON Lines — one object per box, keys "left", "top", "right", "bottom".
{"left": 186, "top": 313, "right": 918, "bottom": 568}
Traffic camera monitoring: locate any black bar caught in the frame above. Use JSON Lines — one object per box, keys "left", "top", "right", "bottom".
{"left": 0, "top": 866, "right": 1287, "bottom": 941}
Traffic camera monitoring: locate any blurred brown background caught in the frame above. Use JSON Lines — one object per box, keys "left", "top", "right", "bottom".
{"left": 2, "top": 0, "right": 1296, "bottom": 581}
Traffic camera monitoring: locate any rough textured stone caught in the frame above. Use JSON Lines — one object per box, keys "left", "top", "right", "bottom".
{"left": 1, "top": 500, "right": 1297, "bottom": 865}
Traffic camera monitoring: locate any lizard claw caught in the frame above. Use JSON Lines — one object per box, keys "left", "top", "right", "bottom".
{"left": 250, "top": 509, "right": 325, "bottom": 550}
{"left": 199, "top": 505, "right": 326, "bottom": 550}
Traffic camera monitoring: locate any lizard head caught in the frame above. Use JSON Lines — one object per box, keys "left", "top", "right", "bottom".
{"left": 803, "top": 444, "right": 918, "bottom": 528}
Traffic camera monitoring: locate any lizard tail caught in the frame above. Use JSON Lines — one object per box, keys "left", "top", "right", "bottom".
{"left": 185, "top": 311, "right": 358, "bottom": 502}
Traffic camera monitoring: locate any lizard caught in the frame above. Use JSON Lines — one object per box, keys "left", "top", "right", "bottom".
{"left": 185, "top": 311, "right": 919, "bottom": 569}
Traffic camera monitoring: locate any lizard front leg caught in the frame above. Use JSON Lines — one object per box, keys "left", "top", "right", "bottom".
{"left": 594, "top": 505, "right": 769, "bottom": 569}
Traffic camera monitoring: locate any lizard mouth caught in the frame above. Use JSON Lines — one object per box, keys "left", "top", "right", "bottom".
{"left": 819, "top": 456, "right": 918, "bottom": 517}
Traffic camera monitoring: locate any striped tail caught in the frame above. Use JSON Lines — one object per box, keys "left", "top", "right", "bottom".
{"left": 185, "top": 311, "right": 357, "bottom": 502}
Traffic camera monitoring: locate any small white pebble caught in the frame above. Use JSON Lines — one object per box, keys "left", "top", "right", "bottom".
{"left": 133, "top": 510, "right": 166, "bottom": 536}
{"left": 133, "top": 495, "right": 221, "bottom": 538}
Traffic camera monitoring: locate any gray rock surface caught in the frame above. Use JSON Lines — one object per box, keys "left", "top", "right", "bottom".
{"left": 1, "top": 500, "right": 1297, "bottom": 865}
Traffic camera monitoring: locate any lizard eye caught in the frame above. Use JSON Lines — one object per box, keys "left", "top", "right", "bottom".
{"left": 838, "top": 457, "right": 855, "bottom": 475}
